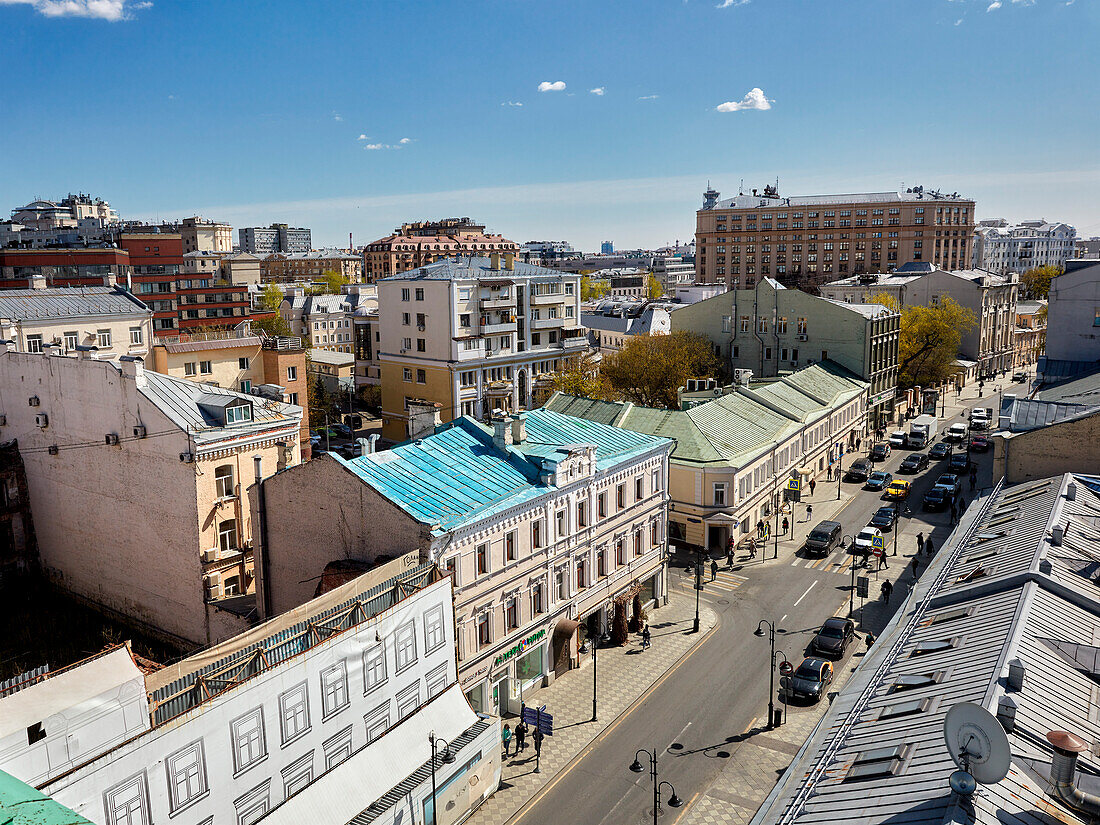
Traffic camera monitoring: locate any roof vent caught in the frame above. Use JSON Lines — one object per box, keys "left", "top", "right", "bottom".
{"left": 1052, "top": 525, "right": 1065, "bottom": 546}
{"left": 996, "top": 696, "right": 1018, "bottom": 732}
{"left": 1007, "top": 657, "right": 1026, "bottom": 691}
{"left": 1039, "top": 558, "right": 1053, "bottom": 575}
{"left": 1046, "top": 730, "right": 1100, "bottom": 820}
{"left": 1067, "top": 482, "right": 1078, "bottom": 501}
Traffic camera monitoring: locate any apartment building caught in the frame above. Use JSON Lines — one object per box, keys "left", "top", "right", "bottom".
{"left": 363, "top": 218, "right": 519, "bottom": 282}
{"left": 262, "top": 250, "right": 362, "bottom": 283}
{"left": 972, "top": 218, "right": 1077, "bottom": 274}
{"left": 651, "top": 254, "right": 696, "bottom": 294}
{"left": 821, "top": 262, "right": 1019, "bottom": 375}
{"left": 547, "top": 362, "right": 867, "bottom": 553}
{"left": 281, "top": 287, "right": 375, "bottom": 354}
{"left": 179, "top": 216, "right": 232, "bottom": 253}
{"left": 239, "top": 223, "right": 312, "bottom": 254}
{"left": 1, "top": 561, "right": 500, "bottom": 825}
{"left": 1046, "top": 260, "right": 1100, "bottom": 361}
{"left": 1013, "top": 300, "right": 1046, "bottom": 368}
{"left": 0, "top": 286, "right": 152, "bottom": 359}
{"left": 378, "top": 255, "right": 587, "bottom": 441}
{"left": 582, "top": 304, "right": 674, "bottom": 354}
{"left": 695, "top": 183, "right": 976, "bottom": 289}
{"left": 671, "top": 278, "right": 899, "bottom": 426}
{"left": 354, "top": 301, "right": 381, "bottom": 390}
{"left": 0, "top": 247, "right": 130, "bottom": 290}
{"left": 2, "top": 194, "right": 120, "bottom": 248}
{"left": 307, "top": 348, "right": 354, "bottom": 393}
{"left": 0, "top": 350, "right": 302, "bottom": 646}
{"left": 254, "top": 408, "right": 671, "bottom": 719}
{"left": 519, "top": 240, "right": 580, "bottom": 266}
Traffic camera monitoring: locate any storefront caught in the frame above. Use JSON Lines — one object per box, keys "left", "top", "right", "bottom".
{"left": 463, "top": 626, "right": 552, "bottom": 718}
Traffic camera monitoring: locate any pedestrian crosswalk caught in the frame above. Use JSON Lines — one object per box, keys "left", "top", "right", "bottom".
{"left": 788, "top": 549, "right": 860, "bottom": 575}
{"left": 706, "top": 569, "right": 748, "bottom": 593}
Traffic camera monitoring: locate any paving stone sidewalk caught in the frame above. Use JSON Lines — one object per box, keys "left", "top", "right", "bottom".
{"left": 466, "top": 592, "right": 718, "bottom": 825}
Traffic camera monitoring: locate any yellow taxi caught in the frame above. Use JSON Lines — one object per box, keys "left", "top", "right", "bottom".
{"left": 885, "top": 479, "right": 912, "bottom": 500}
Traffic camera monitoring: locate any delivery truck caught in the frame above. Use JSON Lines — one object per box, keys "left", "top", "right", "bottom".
{"left": 908, "top": 414, "right": 938, "bottom": 449}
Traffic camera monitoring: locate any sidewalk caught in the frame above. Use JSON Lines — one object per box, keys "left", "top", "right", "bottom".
{"left": 467, "top": 592, "right": 718, "bottom": 825}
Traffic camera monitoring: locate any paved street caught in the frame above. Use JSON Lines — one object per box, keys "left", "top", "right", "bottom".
{"left": 492, "top": 373, "right": 1019, "bottom": 825}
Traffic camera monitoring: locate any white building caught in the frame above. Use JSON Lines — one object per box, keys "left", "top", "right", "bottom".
{"left": 1046, "top": 260, "right": 1100, "bottom": 362}
{"left": 1, "top": 559, "right": 500, "bottom": 825}
{"left": 972, "top": 219, "right": 1077, "bottom": 274}
{"left": 582, "top": 303, "right": 674, "bottom": 354}
{"left": 281, "top": 286, "right": 375, "bottom": 354}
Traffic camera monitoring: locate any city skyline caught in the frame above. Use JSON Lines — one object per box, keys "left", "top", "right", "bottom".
{"left": 1, "top": 0, "right": 1097, "bottom": 249}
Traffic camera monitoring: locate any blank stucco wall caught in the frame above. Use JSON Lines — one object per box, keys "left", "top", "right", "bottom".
{"left": 1002, "top": 413, "right": 1100, "bottom": 484}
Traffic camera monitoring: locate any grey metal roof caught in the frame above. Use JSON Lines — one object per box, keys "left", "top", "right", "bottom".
{"left": 704, "top": 191, "right": 972, "bottom": 211}
{"left": 998, "top": 396, "right": 1098, "bottom": 431}
{"left": 753, "top": 473, "right": 1100, "bottom": 825}
{"left": 1036, "top": 367, "right": 1100, "bottom": 406}
{"left": 308, "top": 349, "right": 355, "bottom": 366}
{"left": 0, "top": 286, "right": 150, "bottom": 321}
{"left": 380, "top": 256, "right": 569, "bottom": 281}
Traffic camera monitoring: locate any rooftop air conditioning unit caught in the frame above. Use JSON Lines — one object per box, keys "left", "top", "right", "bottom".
{"left": 28, "top": 396, "right": 39, "bottom": 407}
{"left": 133, "top": 425, "right": 146, "bottom": 439}
{"left": 180, "top": 452, "right": 195, "bottom": 464}
{"left": 104, "top": 433, "right": 120, "bottom": 446}
{"left": 201, "top": 547, "right": 219, "bottom": 563}
{"left": 34, "top": 413, "right": 48, "bottom": 428}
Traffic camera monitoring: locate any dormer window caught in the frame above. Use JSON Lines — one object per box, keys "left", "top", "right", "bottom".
{"left": 225, "top": 403, "right": 253, "bottom": 424}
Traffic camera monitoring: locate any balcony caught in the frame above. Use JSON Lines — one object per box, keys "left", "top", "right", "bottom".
{"left": 531, "top": 316, "right": 565, "bottom": 330}
{"left": 530, "top": 292, "right": 566, "bottom": 305}
{"left": 559, "top": 335, "right": 589, "bottom": 349}
{"left": 479, "top": 296, "right": 515, "bottom": 310}
{"left": 481, "top": 320, "right": 517, "bottom": 335}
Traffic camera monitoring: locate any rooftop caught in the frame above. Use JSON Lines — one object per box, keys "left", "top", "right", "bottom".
{"left": 703, "top": 189, "right": 973, "bottom": 212}
{"left": 380, "top": 256, "right": 573, "bottom": 282}
{"left": 308, "top": 349, "right": 355, "bottom": 367}
{"left": 0, "top": 286, "right": 150, "bottom": 320}
{"left": 334, "top": 408, "right": 670, "bottom": 534}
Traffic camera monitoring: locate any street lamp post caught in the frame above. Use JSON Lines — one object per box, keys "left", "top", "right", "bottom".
{"left": 841, "top": 535, "right": 857, "bottom": 616}
{"left": 592, "top": 626, "right": 610, "bottom": 722}
{"left": 836, "top": 450, "right": 843, "bottom": 500}
{"left": 428, "top": 733, "right": 456, "bottom": 825}
{"left": 775, "top": 650, "right": 792, "bottom": 726}
{"left": 754, "top": 619, "right": 779, "bottom": 730}
{"left": 692, "top": 553, "right": 702, "bottom": 634}
{"left": 629, "top": 748, "right": 683, "bottom": 825}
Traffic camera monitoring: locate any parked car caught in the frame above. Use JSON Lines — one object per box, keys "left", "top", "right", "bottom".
{"left": 866, "top": 471, "right": 893, "bottom": 491}
{"left": 853, "top": 526, "right": 882, "bottom": 555}
{"left": 870, "top": 443, "right": 891, "bottom": 461}
{"left": 845, "top": 458, "right": 873, "bottom": 482}
{"left": 930, "top": 442, "right": 953, "bottom": 460}
{"left": 970, "top": 436, "right": 992, "bottom": 453}
{"left": 936, "top": 473, "right": 962, "bottom": 496}
{"left": 899, "top": 453, "right": 929, "bottom": 473}
{"left": 810, "top": 618, "right": 856, "bottom": 659}
{"left": 788, "top": 657, "right": 834, "bottom": 702}
{"left": 331, "top": 423, "right": 353, "bottom": 438}
{"left": 922, "top": 487, "right": 950, "bottom": 511}
{"left": 949, "top": 452, "right": 971, "bottom": 473}
{"left": 870, "top": 506, "right": 898, "bottom": 531}
{"left": 805, "top": 520, "right": 843, "bottom": 556}
{"left": 969, "top": 408, "right": 992, "bottom": 430}
{"left": 888, "top": 431, "right": 908, "bottom": 448}
{"left": 885, "top": 479, "right": 912, "bottom": 500}
{"left": 1012, "top": 371, "right": 1028, "bottom": 383}
{"left": 945, "top": 423, "right": 968, "bottom": 443}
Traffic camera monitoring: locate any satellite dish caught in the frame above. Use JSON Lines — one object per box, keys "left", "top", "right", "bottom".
{"left": 943, "top": 702, "right": 1011, "bottom": 786}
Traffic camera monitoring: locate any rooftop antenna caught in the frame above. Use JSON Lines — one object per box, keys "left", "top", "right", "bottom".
{"left": 943, "top": 702, "right": 1011, "bottom": 798}
{"left": 739, "top": 179, "right": 745, "bottom": 196}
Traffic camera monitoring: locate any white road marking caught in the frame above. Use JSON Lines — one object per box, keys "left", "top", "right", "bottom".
{"left": 673, "top": 720, "right": 692, "bottom": 743}
{"left": 793, "top": 581, "right": 817, "bottom": 607}
{"left": 780, "top": 614, "right": 787, "bottom": 624}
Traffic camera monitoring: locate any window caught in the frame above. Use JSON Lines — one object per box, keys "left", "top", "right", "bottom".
{"left": 286, "top": 365, "right": 297, "bottom": 381}
{"left": 226, "top": 404, "right": 252, "bottom": 424}
{"left": 878, "top": 698, "right": 931, "bottom": 720}
{"left": 402, "top": 312, "right": 411, "bottom": 326}
{"left": 234, "top": 780, "right": 271, "bottom": 825}
{"left": 129, "top": 326, "right": 144, "bottom": 346}
{"left": 506, "top": 531, "right": 516, "bottom": 561}
{"left": 478, "top": 613, "right": 491, "bottom": 647}
{"left": 240, "top": 379, "right": 252, "bottom": 394}
{"left": 598, "top": 492, "right": 607, "bottom": 518}
{"left": 323, "top": 726, "right": 354, "bottom": 770}
{"left": 218, "top": 519, "right": 238, "bottom": 554}
{"left": 477, "top": 542, "right": 489, "bottom": 574}
{"left": 104, "top": 773, "right": 150, "bottom": 825}
{"left": 403, "top": 367, "right": 413, "bottom": 382}
{"left": 652, "top": 470, "right": 661, "bottom": 492}
{"left": 395, "top": 621, "right": 417, "bottom": 673}
{"left": 230, "top": 709, "right": 267, "bottom": 774}
{"left": 401, "top": 288, "right": 410, "bottom": 301}
{"left": 634, "top": 530, "right": 643, "bottom": 556}
{"left": 425, "top": 605, "right": 445, "bottom": 652}
{"left": 797, "top": 317, "right": 807, "bottom": 334}
{"left": 166, "top": 741, "right": 208, "bottom": 813}
{"left": 237, "top": 356, "right": 250, "bottom": 370}
{"left": 616, "top": 484, "right": 625, "bottom": 509}
{"left": 635, "top": 477, "right": 644, "bottom": 501}
{"left": 555, "top": 568, "right": 567, "bottom": 600}
{"left": 279, "top": 683, "right": 311, "bottom": 745}
{"left": 97, "top": 329, "right": 112, "bottom": 348}
{"left": 415, "top": 368, "right": 426, "bottom": 384}
{"left": 281, "top": 752, "right": 314, "bottom": 799}
{"left": 416, "top": 338, "right": 426, "bottom": 352}
{"left": 195, "top": 360, "right": 211, "bottom": 375}
{"left": 532, "top": 520, "right": 544, "bottom": 548}
{"left": 506, "top": 597, "right": 519, "bottom": 628}
{"left": 320, "top": 662, "right": 349, "bottom": 718}
{"left": 63, "top": 331, "right": 78, "bottom": 352}
{"left": 288, "top": 392, "right": 298, "bottom": 405}
{"left": 25, "top": 334, "right": 43, "bottom": 353}
{"left": 397, "top": 682, "right": 421, "bottom": 720}
{"left": 533, "top": 582, "right": 545, "bottom": 615}
{"left": 577, "top": 500, "right": 588, "bottom": 528}
{"left": 556, "top": 509, "right": 567, "bottom": 538}
{"left": 460, "top": 313, "right": 471, "bottom": 328}
{"left": 213, "top": 464, "right": 235, "bottom": 499}
{"left": 889, "top": 672, "right": 941, "bottom": 693}
{"left": 844, "top": 744, "right": 911, "bottom": 782}
{"left": 598, "top": 549, "right": 607, "bottom": 577}
{"left": 183, "top": 361, "right": 197, "bottom": 377}
{"left": 414, "top": 288, "right": 425, "bottom": 301}
{"left": 713, "top": 483, "right": 727, "bottom": 506}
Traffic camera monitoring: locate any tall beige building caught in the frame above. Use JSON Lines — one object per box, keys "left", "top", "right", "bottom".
{"left": 378, "top": 254, "right": 587, "bottom": 441}
{"left": 364, "top": 218, "right": 519, "bottom": 282}
{"left": 179, "top": 216, "right": 233, "bottom": 253}
{"left": 695, "top": 184, "right": 975, "bottom": 289}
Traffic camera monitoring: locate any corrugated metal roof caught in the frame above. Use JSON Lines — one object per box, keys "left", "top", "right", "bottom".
{"left": 0, "top": 286, "right": 149, "bottom": 320}
{"left": 380, "top": 256, "right": 569, "bottom": 281}
{"left": 0, "top": 770, "right": 95, "bottom": 825}
{"left": 999, "top": 396, "right": 1098, "bottom": 431}
{"left": 308, "top": 349, "right": 355, "bottom": 366}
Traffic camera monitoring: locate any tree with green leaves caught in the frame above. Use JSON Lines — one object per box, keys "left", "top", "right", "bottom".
{"left": 646, "top": 273, "right": 664, "bottom": 300}
{"left": 546, "top": 352, "right": 608, "bottom": 402}
{"left": 581, "top": 276, "right": 610, "bottom": 301}
{"left": 872, "top": 294, "right": 977, "bottom": 389}
{"left": 600, "top": 330, "right": 721, "bottom": 409}
{"left": 308, "top": 376, "right": 331, "bottom": 429}
{"left": 1019, "top": 265, "right": 1061, "bottom": 300}
{"left": 320, "top": 269, "right": 350, "bottom": 295}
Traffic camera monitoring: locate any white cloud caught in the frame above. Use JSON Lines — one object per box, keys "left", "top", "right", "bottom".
{"left": 638, "top": 94, "right": 659, "bottom": 100}
{"left": 987, "top": 1, "right": 1002, "bottom": 10}
{"left": 398, "top": 138, "right": 411, "bottom": 144}
{"left": 589, "top": 87, "right": 605, "bottom": 96}
{"left": 333, "top": 113, "right": 342, "bottom": 122}
{"left": 363, "top": 144, "right": 386, "bottom": 151}
{"left": 357, "top": 134, "right": 369, "bottom": 140}
{"left": 716, "top": 0, "right": 749, "bottom": 7}
{"left": 0, "top": 0, "right": 151, "bottom": 20}
{"left": 716, "top": 87, "right": 773, "bottom": 112}
{"left": 502, "top": 101, "right": 523, "bottom": 107}
{"left": 955, "top": 17, "right": 963, "bottom": 24}
{"left": 538, "top": 81, "right": 566, "bottom": 92}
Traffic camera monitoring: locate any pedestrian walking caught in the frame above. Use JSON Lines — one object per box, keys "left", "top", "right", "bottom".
{"left": 969, "top": 474, "right": 976, "bottom": 491}
{"left": 809, "top": 478, "right": 817, "bottom": 496}
{"left": 806, "top": 504, "right": 813, "bottom": 522}
{"left": 881, "top": 580, "right": 893, "bottom": 603}
{"left": 515, "top": 718, "right": 528, "bottom": 752}
{"left": 856, "top": 437, "right": 862, "bottom": 451}
{"left": 925, "top": 536, "right": 934, "bottom": 555}
{"left": 711, "top": 559, "right": 718, "bottom": 581}
{"left": 726, "top": 543, "right": 735, "bottom": 569}
{"left": 641, "top": 625, "right": 651, "bottom": 651}
{"left": 502, "top": 724, "right": 513, "bottom": 757}
{"left": 910, "top": 555, "right": 919, "bottom": 577}
{"left": 782, "top": 516, "right": 789, "bottom": 535}
{"left": 917, "top": 532, "right": 924, "bottom": 555}
{"left": 879, "top": 551, "right": 889, "bottom": 570}
{"left": 747, "top": 537, "right": 757, "bottom": 559}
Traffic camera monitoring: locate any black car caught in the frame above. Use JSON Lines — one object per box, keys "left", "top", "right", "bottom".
{"left": 845, "top": 458, "right": 873, "bottom": 482}
{"left": 865, "top": 471, "right": 892, "bottom": 491}
{"left": 788, "top": 657, "right": 833, "bottom": 702}
{"left": 805, "top": 520, "right": 843, "bottom": 556}
{"left": 899, "top": 453, "right": 929, "bottom": 473}
{"left": 930, "top": 442, "right": 952, "bottom": 460}
{"left": 923, "top": 487, "right": 950, "bottom": 511}
{"left": 949, "top": 452, "right": 970, "bottom": 473}
{"left": 811, "top": 617, "right": 856, "bottom": 659}
{"left": 870, "top": 443, "right": 891, "bottom": 461}
{"left": 331, "top": 423, "right": 353, "bottom": 438}
{"left": 870, "top": 506, "right": 898, "bottom": 531}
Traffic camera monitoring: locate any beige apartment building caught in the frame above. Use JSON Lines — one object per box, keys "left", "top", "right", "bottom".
{"left": 179, "top": 216, "right": 233, "bottom": 253}
{"left": 0, "top": 286, "right": 153, "bottom": 360}
{"left": 363, "top": 218, "right": 519, "bottom": 282}
{"left": 261, "top": 249, "right": 363, "bottom": 283}
{"left": 253, "top": 408, "right": 672, "bottom": 718}
{"left": 378, "top": 254, "right": 587, "bottom": 441}
{"left": 0, "top": 349, "right": 302, "bottom": 647}
{"left": 695, "top": 184, "right": 976, "bottom": 289}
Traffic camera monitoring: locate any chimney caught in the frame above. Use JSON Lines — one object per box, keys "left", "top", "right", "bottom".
{"left": 504, "top": 252, "right": 515, "bottom": 271}
{"left": 493, "top": 416, "right": 513, "bottom": 450}
{"left": 490, "top": 252, "right": 501, "bottom": 270}
{"left": 511, "top": 414, "right": 527, "bottom": 444}
{"left": 996, "top": 696, "right": 1018, "bottom": 732}
{"left": 1052, "top": 524, "right": 1064, "bottom": 546}
{"left": 0, "top": 340, "right": 16, "bottom": 353}
{"left": 366, "top": 433, "right": 380, "bottom": 454}
{"left": 1007, "top": 657, "right": 1026, "bottom": 690}
{"left": 119, "top": 355, "right": 147, "bottom": 387}
{"left": 1046, "top": 730, "right": 1100, "bottom": 819}
{"left": 29, "top": 274, "right": 47, "bottom": 290}
{"left": 1067, "top": 482, "right": 1077, "bottom": 501}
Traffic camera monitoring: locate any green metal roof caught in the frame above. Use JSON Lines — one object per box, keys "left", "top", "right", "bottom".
{"left": 0, "top": 770, "right": 95, "bottom": 825}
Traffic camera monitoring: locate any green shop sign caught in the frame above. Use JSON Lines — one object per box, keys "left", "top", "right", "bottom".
{"left": 494, "top": 628, "right": 547, "bottom": 667}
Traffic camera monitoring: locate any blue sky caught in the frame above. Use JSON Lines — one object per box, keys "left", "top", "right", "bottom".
{"left": 1, "top": 0, "right": 1097, "bottom": 251}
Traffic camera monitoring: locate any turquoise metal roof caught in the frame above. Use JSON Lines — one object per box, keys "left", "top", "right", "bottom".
{"left": 0, "top": 770, "right": 95, "bottom": 825}
{"left": 337, "top": 409, "right": 668, "bottom": 534}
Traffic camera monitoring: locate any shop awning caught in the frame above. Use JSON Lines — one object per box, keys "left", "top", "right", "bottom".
{"left": 554, "top": 618, "right": 580, "bottom": 641}
{"left": 795, "top": 466, "right": 813, "bottom": 476}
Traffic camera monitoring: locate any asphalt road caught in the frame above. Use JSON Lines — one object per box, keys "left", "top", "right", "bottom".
{"left": 512, "top": 387, "right": 1003, "bottom": 825}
